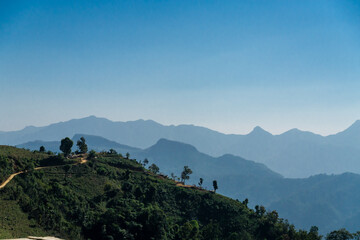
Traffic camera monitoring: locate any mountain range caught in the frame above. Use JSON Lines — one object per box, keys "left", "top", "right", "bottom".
{"left": 16, "top": 134, "right": 360, "bottom": 233}
{"left": 3, "top": 116, "right": 360, "bottom": 177}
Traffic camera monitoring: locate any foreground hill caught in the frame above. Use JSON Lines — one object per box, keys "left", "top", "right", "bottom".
{"left": 3, "top": 116, "right": 360, "bottom": 177}
{"left": 0, "top": 146, "right": 321, "bottom": 240}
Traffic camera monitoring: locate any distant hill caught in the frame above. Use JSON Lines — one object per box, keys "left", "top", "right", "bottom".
{"left": 3, "top": 115, "right": 360, "bottom": 177}
{"left": 17, "top": 133, "right": 140, "bottom": 154}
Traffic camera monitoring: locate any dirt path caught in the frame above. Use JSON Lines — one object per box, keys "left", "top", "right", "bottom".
{"left": 0, "top": 158, "right": 87, "bottom": 190}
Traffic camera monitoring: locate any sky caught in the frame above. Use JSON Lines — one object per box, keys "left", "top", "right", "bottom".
{"left": 1, "top": 0, "right": 360, "bottom": 135}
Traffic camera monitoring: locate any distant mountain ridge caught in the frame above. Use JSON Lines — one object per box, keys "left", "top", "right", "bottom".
{"left": 17, "top": 133, "right": 139, "bottom": 154}
{"left": 3, "top": 115, "right": 360, "bottom": 177}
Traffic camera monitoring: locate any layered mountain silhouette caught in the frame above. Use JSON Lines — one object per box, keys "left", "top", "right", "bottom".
{"left": 17, "top": 133, "right": 139, "bottom": 154}
{"left": 4, "top": 116, "right": 360, "bottom": 177}
{"left": 17, "top": 134, "right": 360, "bottom": 233}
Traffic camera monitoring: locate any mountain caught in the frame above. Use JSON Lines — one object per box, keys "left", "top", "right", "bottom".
{"left": 0, "top": 146, "right": 320, "bottom": 239}
{"left": 3, "top": 116, "right": 360, "bottom": 177}
{"left": 17, "top": 133, "right": 140, "bottom": 154}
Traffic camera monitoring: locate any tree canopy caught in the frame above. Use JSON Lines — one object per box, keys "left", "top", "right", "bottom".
{"left": 181, "top": 166, "right": 193, "bottom": 184}
{"left": 60, "top": 137, "right": 73, "bottom": 157}
{"left": 76, "top": 137, "right": 88, "bottom": 154}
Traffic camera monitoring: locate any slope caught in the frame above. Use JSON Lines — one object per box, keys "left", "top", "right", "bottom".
{"left": 0, "top": 146, "right": 320, "bottom": 240}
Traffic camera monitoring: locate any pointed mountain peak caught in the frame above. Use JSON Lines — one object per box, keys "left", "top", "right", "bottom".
{"left": 248, "top": 126, "right": 272, "bottom": 136}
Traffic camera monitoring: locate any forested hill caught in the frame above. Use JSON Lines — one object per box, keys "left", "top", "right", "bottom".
{"left": 0, "top": 146, "right": 321, "bottom": 240}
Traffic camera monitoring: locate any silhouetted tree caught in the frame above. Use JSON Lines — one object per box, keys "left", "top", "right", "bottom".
{"left": 39, "top": 146, "right": 45, "bottom": 153}
{"left": 60, "top": 137, "right": 73, "bottom": 157}
{"left": 181, "top": 166, "right": 193, "bottom": 184}
{"left": 143, "top": 158, "right": 149, "bottom": 167}
{"left": 326, "top": 229, "right": 353, "bottom": 240}
{"left": 108, "top": 149, "right": 117, "bottom": 154}
{"left": 198, "top": 178, "right": 203, "bottom": 187}
{"left": 126, "top": 152, "right": 130, "bottom": 159}
{"left": 76, "top": 137, "right": 88, "bottom": 154}
{"left": 309, "top": 226, "right": 322, "bottom": 240}
{"left": 149, "top": 163, "right": 160, "bottom": 174}
{"left": 353, "top": 231, "right": 360, "bottom": 240}
{"left": 170, "top": 173, "right": 177, "bottom": 180}
{"left": 213, "top": 180, "right": 218, "bottom": 193}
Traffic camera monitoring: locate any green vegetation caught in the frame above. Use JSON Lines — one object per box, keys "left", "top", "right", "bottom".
{"left": 39, "top": 146, "right": 45, "bottom": 153}
{"left": 0, "top": 146, "right": 48, "bottom": 183}
{"left": 181, "top": 165, "right": 192, "bottom": 184}
{"left": 76, "top": 137, "right": 88, "bottom": 154}
{"left": 0, "top": 198, "right": 51, "bottom": 238}
{"left": 0, "top": 145, "right": 358, "bottom": 239}
{"left": 60, "top": 137, "right": 73, "bottom": 157}
{"left": 149, "top": 163, "right": 160, "bottom": 174}
{"left": 213, "top": 180, "right": 218, "bottom": 193}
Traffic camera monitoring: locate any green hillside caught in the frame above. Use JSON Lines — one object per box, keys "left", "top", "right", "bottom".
{"left": 0, "top": 146, "right": 322, "bottom": 240}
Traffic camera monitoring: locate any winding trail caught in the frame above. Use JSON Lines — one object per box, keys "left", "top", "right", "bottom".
{"left": 0, "top": 158, "right": 87, "bottom": 190}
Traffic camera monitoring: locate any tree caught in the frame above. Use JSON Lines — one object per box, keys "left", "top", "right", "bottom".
{"left": 213, "top": 180, "right": 218, "bottom": 193}
{"left": 176, "top": 220, "right": 199, "bottom": 240}
{"left": 181, "top": 166, "right": 193, "bottom": 184}
{"left": 353, "top": 231, "right": 360, "bottom": 240}
{"left": 108, "top": 149, "right": 117, "bottom": 154}
{"left": 149, "top": 163, "right": 160, "bottom": 174}
{"left": 308, "top": 226, "right": 322, "bottom": 240}
{"left": 60, "top": 137, "right": 73, "bottom": 157}
{"left": 126, "top": 152, "right": 130, "bottom": 159}
{"left": 198, "top": 178, "right": 203, "bottom": 187}
{"left": 326, "top": 229, "right": 353, "bottom": 240}
{"left": 171, "top": 173, "right": 177, "bottom": 180}
{"left": 39, "top": 146, "right": 45, "bottom": 153}
{"left": 76, "top": 137, "right": 88, "bottom": 154}
{"left": 143, "top": 158, "right": 149, "bottom": 167}
{"left": 87, "top": 150, "right": 96, "bottom": 160}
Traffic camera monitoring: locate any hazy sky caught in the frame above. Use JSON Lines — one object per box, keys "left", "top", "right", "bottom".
{"left": 1, "top": 0, "right": 360, "bottom": 135}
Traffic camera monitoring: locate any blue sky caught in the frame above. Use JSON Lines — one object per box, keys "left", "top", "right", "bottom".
{"left": 1, "top": 0, "right": 360, "bottom": 135}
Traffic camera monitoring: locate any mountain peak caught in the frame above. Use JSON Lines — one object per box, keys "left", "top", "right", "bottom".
{"left": 248, "top": 126, "right": 271, "bottom": 136}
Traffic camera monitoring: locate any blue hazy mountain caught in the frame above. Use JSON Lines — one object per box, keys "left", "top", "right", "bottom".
{"left": 3, "top": 115, "right": 360, "bottom": 177}
{"left": 17, "top": 133, "right": 140, "bottom": 154}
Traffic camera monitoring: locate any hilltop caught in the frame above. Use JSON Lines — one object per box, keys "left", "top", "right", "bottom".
{"left": 0, "top": 146, "right": 321, "bottom": 239}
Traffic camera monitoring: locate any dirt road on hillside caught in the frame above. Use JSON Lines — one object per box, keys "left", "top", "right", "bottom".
{"left": 0, "top": 158, "right": 87, "bottom": 190}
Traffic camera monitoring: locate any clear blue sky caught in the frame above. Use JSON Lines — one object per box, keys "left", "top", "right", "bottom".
{"left": 1, "top": 0, "right": 360, "bottom": 135}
